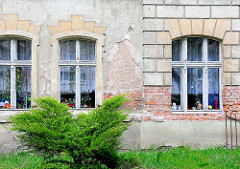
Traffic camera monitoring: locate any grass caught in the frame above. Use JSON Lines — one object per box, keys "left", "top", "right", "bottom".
{"left": 0, "top": 151, "right": 43, "bottom": 169}
{"left": 123, "top": 147, "right": 240, "bottom": 168}
{"left": 0, "top": 147, "right": 240, "bottom": 169}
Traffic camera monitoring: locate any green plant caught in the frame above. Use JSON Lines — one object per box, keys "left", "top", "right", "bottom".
{"left": 11, "top": 96, "right": 73, "bottom": 158}
{"left": 66, "top": 94, "right": 130, "bottom": 168}
{"left": 11, "top": 95, "right": 130, "bottom": 168}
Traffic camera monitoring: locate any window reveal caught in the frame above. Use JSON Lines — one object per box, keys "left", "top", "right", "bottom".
{"left": 59, "top": 40, "right": 96, "bottom": 109}
{"left": 171, "top": 37, "right": 221, "bottom": 112}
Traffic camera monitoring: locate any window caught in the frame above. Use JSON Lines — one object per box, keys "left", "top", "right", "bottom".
{"left": 171, "top": 37, "right": 221, "bottom": 112}
{"left": 0, "top": 39, "right": 31, "bottom": 109}
{"left": 59, "top": 39, "right": 96, "bottom": 109}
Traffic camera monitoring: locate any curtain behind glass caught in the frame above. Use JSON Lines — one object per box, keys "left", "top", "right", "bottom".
{"left": 16, "top": 67, "right": 31, "bottom": 109}
{"left": 60, "top": 67, "right": 76, "bottom": 108}
{"left": 17, "top": 40, "right": 31, "bottom": 60}
{"left": 187, "top": 68, "right": 203, "bottom": 110}
{"left": 208, "top": 68, "right": 219, "bottom": 110}
{"left": 0, "top": 40, "right": 10, "bottom": 60}
{"left": 80, "top": 40, "right": 95, "bottom": 61}
{"left": 187, "top": 37, "right": 202, "bottom": 61}
{"left": 60, "top": 40, "right": 76, "bottom": 60}
{"left": 172, "top": 68, "right": 182, "bottom": 110}
{"left": 208, "top": 39, "right": 219, "bottom": 61}
{"left": 80, "top": 67, "right": 95, "bottom": 108}
{"left": 0, "top": 67, "right": 10, "bottom": 109}
{"left": 172, "top": 39, "right": 181, "bottom": 61}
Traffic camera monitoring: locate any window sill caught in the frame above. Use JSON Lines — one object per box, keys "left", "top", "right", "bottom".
{"left": 171, "top": 110, "right": 223, "bottom": 114}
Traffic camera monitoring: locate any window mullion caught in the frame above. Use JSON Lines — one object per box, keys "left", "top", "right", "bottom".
{"left": 182, "top": 38, "right": 187, "bottom": 113}
{"left": 203, "top": 67, "right": 208, "bottom": 111}
{"left": 203, "top": 39, "right": 208, "bottom": 111}
{"left": 183, "top": 67, "right": 187, "bottom": 112}
{"left": 76, "top": 41, "right": 80, "bottom": 109}
{"left": 76, "top": 66, "right": 80, "bottom": 109}
{"left": 10, "top": 40, "right": 17, "bottom": 109}
{"left": 10, "top": 66, "right": 16, "bottom": 109}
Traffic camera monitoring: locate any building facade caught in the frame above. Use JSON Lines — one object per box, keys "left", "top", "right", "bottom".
{"left": 1, "top": 0, "right": 240, "bottom": 152}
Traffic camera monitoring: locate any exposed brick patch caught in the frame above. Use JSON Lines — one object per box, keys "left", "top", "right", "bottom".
{"left": 143, "top": 86, "right": 225, "bottom": 121}
{"left": 223, "top": 86, "right": 240, "bottom": 115}
{"left": 104, "top": 91, "right": 143, "bottom": 111}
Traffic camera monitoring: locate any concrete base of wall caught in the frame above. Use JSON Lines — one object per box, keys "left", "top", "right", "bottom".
{"left": 0, "top": 120, "right": 227, "bottom": 153}
{"left": 0, "top": 124, "right": 22, "bottom": 154}
{"left": 123, "top": 120, "right": 226, "bottom": 149}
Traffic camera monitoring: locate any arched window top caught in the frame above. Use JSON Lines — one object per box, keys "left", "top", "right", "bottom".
{"left": 59, "top": 39, "right": 96, "bottom": 61}
{"left": 172, "top": 37, "right": 220, "bottom": 62}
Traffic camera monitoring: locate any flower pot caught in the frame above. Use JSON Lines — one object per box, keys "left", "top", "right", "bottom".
{"left": 7, "top": 104, "right": 11, "bottom": 109}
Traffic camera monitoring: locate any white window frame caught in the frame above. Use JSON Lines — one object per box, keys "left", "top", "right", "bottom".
{"left": 172, "top": 37, "right": 222, "bottom": 114}
{"left": 0, "top": 38, "right": 32, "bottom": 110}
{"left": 58, "top": 39, "right": 97, "bottom": 109}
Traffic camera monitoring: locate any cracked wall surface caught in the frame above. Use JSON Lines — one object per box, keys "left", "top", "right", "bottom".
{"left": 0, "top": 0, "right": 142, "bottom": 98}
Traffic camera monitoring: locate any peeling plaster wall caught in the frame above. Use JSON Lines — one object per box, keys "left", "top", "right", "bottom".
{"left": 106, "top": 40, "right": 142, "bottom": 94}
{"left": 0, "top": 0, "right": 142, "bottom": 97}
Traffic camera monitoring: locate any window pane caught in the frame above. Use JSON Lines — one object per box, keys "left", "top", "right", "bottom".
{"left": 0, "top": 67, "right": 11, "bottom": 109}
{"left": 208, "top": 39, "right": 219, "bottom": 61}
{"left": 171, "top": 68, "right": 182, "bottom": 110}
{"left": 60, "top": 40, "right": 76, "bottom": 60}
{"left": 172, "top": 39, "right": 181, "bottom": 61}
{"left": 80, "top": 67, "right": 95, "bottom": 108}
{"left": 16, "top": 67, "right": 31, "bottom": 109}
{"left": 17, "top": 40, "right": 31, "bottom": 60}
{"left": 187, "top": 37, "right": 202, "bottom": 61}
{"left": 80, "top": 40, "right": 95, "bottom": 61}
{"left": 187, "top": 68, "right": 203, "bottom": 110}
{"left": 0, "top": 39, "right": 10, "bottom": 60}
{"left": 208, "top": 68, "right": 220, "bottom": 110}
{"left": 60, "top": 67, "right": 76, "bottom": 108}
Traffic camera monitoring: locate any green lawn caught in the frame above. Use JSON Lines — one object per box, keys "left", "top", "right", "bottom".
{"left": 0, "top": 148, "right": 240, "bottom": 169}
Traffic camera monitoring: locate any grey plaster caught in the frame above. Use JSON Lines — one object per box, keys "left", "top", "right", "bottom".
{"left": 0, "top": 0, "right": 143, "bottom": 97}
{"left": 140, "top": 121, "right": 226, "bottom": 148}
{"left": 0, "top": 124, "right": 22, "bottom": 154}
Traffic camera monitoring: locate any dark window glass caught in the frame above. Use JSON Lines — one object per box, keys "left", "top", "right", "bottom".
{"left": 208, "top": 68, "right": 220, "bottom": 110}
{"left": 0, "top": 66, "right": 10, "bottom": 109}
{"left": 0, "top": 40, "right": 10, "bottom": 60}
{"left": 60, "top": 67, "right": 76, "bottom": 108}
{"left": 172, "top": 39, "right": 181, "bottom": 61}
{"left": 171, "top": 68, "right": 182, "bottom": 110}
{"left": 16, "top": 67, "right": 31, "bottom": 109}
{"left": 208, "top": 39, "right": 219, "bottom": 61}
{"left": 187, "top": 37, "right": 202, "bottom": 61}
{"left": 80, "top": 40, "right": 95, "bottom": 61}
{"left": 60, "top": 40, "right": 76, "bottom": 60}
{"left": 187, "top": 68, "right": 203, "bottom": 110}
{"left": 80, "top": 67, "right": 95, "bottom": 108}
{"left": 17, "top": 40, "right": 31, "bottom": 60}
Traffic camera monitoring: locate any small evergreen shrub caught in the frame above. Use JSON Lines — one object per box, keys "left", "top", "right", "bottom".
{"left": 11, "top": 97, "right": 73, "bottom": 158}
{"left": 11, "top": 95, "right": 131, "bottom": 168}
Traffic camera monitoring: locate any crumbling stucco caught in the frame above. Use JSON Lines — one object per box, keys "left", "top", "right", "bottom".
{"left": 105, "top": 40, "right": 142, "bottom": 93}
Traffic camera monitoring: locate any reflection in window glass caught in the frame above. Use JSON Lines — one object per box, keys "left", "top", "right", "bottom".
{"left": 171, "top": 68, "right": 182, "bottom": 110}
{"left": 0, "top": 67, "right": 10, "bottom": 109}
{"left": 208, "top": 68, "right": 219, "bottom": 110}
{"left": 187, "top": 68, "right": 203, "bottom": 110}
{"left": 80, "top": 67, "right": 95, "bottom": 108}
{"left": 16, "top": 67, "right": 31, "bottom": 109}
{"left": 208, "top": 39, "right": 219, "bottom": 61}
{"left": 0, "top": 40, "right": 10, "bottom": 60}
{"left": 60, "top": 67, "right": 76, "bottom": 108}
{"left": 172, "top": 39, "right": 181, "bottom": 61}
{"left": 187, "top": 37, "right": 202, "bottom": 61}
{"left": 80, "top": 40, "right": 95, "bottom": 61}
{"left": 60, "top": 40, "right": 76, "bottom": 60}
{"left": 17, "top": 40, "right": 31, "bottom": 60}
